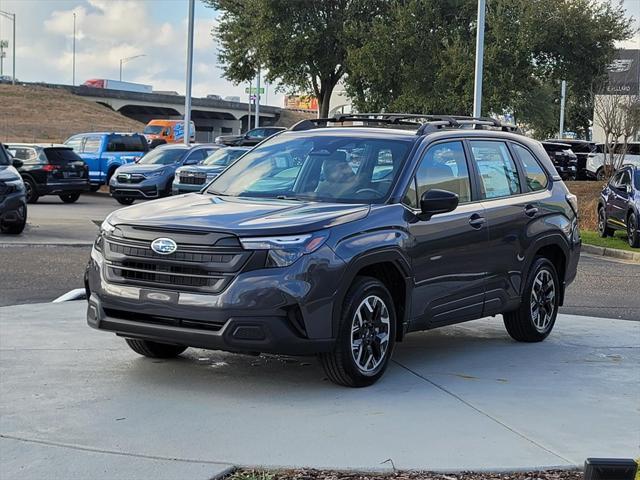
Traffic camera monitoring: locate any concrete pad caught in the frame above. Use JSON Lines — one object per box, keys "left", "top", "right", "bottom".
{"left": 0, "top": 302, "right": 638, "bottom": 474}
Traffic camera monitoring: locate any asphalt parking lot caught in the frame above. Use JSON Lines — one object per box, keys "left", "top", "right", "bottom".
{"left": 1, "top": 191, "right": 639, "bottom": 320}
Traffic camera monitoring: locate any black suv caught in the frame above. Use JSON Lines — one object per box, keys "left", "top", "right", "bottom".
{"left": 86, "top": 114, "right": 581, "bottom": 387}
{"left": 541, "top": 141, "right": 578, "bottom": 181}
{"left": 597, "top": 164, "right": 640, "bottom": 247}
{"left": 546, "top": 139, "right": 595, "bottom": 180}
{"left": 5, "top": 144, "right": 90, "bottom": 203}
{"left": 215, "top": 127, "right": 286, "bottom": 147}
{"left": 0, "top": 143, "right": 27, "bottom": 234}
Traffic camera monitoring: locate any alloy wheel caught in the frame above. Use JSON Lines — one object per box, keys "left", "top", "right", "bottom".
{"left": 598, "top": 209, "right": 605, "bottom": 235}
{"left": 629, "top": 215, "right": 637, "bottom": 246}
{"left": 530, "top": 268, "right": 556, "bottom": 333}
{"left": 350, "top": 295, "right": 390, "bottom": 373}
{"left": 25, "top": 182, "right": 33, "bottom": 202}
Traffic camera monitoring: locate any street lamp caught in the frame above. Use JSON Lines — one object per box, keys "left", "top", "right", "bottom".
{"left": 0, "top": 10, "right": 16, "bottom": 85}
{"left": 183, "top": 0, "right": 195, "bottom": 146}
{"left": 472, "top": 0, "right": 486, "bottom": 117}
{"left": 119, "top": 54, "right": 145, "bottom": 82}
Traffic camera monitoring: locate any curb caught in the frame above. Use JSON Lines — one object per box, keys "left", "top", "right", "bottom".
{"left": 581, "top": 243, "right": 640, "bottom": 263}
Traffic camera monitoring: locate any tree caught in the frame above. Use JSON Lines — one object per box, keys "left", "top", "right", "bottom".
{"left": 206, "top": 0, "right": 387, "bottom": 118}
{"left": 344, "top": 0, "right": 633, "bottom": 137}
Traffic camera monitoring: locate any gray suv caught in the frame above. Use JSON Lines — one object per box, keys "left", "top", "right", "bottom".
{"left": 86, "top": 114, "right": 581, "bottom": 387}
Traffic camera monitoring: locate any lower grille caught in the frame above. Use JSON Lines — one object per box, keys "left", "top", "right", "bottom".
{"left": 179, "top": 173, "right": 207, "bottom": 185}
{"left": 103, "top": 308, "right": 225, "bottom": 332}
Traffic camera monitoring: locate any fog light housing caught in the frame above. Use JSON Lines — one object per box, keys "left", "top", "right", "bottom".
{"left": 584, "top": 458, "right": 638, "bottom": 480}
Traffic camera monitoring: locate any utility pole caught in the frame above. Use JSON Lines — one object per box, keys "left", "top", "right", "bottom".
{"left": 559, "top": 80, "right": 567, "bottom": 138}
{"left": 0, "top": 10, "right": 16, "bottom": 85}
{"left": 183, "top": 0, "right": 195, "bottom": 146}
{"left": 0, "top": 40, "right": 6, "bottom": 76}
{"left": 472, "top": 0, "right": 486, "bottom": 117}
{"left": 72, "top": 13, "right": 76, "bottom": 86}
{"left": 247, "top": 80, "right": 252, "bottom": 132}
{"left": 254, "top": 67, "right": 260, "bottom": 128}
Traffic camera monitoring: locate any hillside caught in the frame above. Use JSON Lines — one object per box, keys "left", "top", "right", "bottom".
{"left": 0, "top": 84, "right": 144, "bottom": 143}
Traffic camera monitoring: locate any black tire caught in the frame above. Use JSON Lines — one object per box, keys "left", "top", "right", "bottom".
{"left": 596, "top": 167, "right": 607, "bottom": 181}
{"left": 0, "top": 204, "right": 27, "bottom": 234}
{"left": 628, "top": 212, "right": 640, "bottom": 248}
{"left": 504, "top": 257, "right": 560, "bottom": 342}
{"left": 23, "top": 178, "right": 39, "bottom": 204}
{"left": 320, "top": 276, "right": 396, "bottom": 387}
{"left": 89, "top": 184, "right": 101, "bottom": 192}
{"left": 162, "top": 177, "right": 174, "bottom": 197}
{"left": 598, "top": 207, "right": 614, "bottom": 238}
{"left": 125, "top": 338, "right": 187, "bottom": 358}
{"left": 116, "top": 197, "right": 135, "bottom": 205}
{"left": 59, "top": 192, "right": 81, "bottom": 203}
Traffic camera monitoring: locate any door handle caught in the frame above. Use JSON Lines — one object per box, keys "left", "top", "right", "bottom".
{"left": 524, "top": 204, "right": 539, "bottom": 217}
{"left": 468, "top": 214, "right": 486, "bottom": 229}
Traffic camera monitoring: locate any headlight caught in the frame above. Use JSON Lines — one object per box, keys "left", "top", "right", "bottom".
{"left": 147, "top": 168, "right": 167, "bottom": 178}
{"left": 3, "top": 179, "right": 25, "bottom": 193}
{"left": 239, "top": 231, "right": 329, "bottom": 267}
{"left": 100, "top": 217, "right": 115, "bottom": 235}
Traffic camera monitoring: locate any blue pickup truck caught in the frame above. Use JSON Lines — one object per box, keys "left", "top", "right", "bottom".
{"left": 64, "top": 132, "right": 148, "bottom": 191}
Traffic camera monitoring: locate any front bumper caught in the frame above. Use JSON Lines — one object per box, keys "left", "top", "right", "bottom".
{"left": 554, "top": 165, "right": 577, "bottom": 180}
{"left": 85, "top": 244, "right": 345, "bottom": 355}
{"left": 0, "top": 191, "right": 27, "bottom": 226}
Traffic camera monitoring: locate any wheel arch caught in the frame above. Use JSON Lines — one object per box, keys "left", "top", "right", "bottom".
{"left": 332, "top": 249, "right": 412, "bottom": 342}
{"left": 527, "top": 235, "right": 569, "bottom": 306}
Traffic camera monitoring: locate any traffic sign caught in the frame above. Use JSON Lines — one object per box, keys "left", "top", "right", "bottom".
{"left": 245, "top": 87, "right": 265, "bottom": 94}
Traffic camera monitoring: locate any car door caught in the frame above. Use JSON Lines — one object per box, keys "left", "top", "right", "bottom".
{"left": 470, "top": 140, "right": 544, "bottom": 315}
{"left": 405, "top": 140, "right": 489, "bottom": 329}
{"left": 78, "top": 135, "right": 104, "bottom": 184}
{"left": 609, "top": 168, "right": 632, "bottom": 228}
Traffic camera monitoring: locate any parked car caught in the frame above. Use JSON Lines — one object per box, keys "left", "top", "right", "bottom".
{"left": 86, "top": 113, "right": 580, "bottom": 387}
{"left": 64, "top": 132, "right": 149, "bottom": 191}
{"left": 597, "top": 164, "right": 640, "bottom": 247}
{"left": 143, "top": 119, "right": 196, "bottom": 147}
{"left": 546, "top": 139, "right": 595, "bottom": 180}
{"left": 0, "top": 143, "right": 27, "bottom": 234}
{"left": 4, "top": 144, "right": 90, "bottom": 203}
{"left": 586, "top": 142, "right": 640, "bottom": 181}
{"left": 109, "top": 143, "right": 218, "bottom": 205}
{"left": 172, "top": 146, "right": 250, "bottom": 194}
{"left": 215, "top": 126, "right": 286, "bottom": 147}
{"left": 541, "top": 141, "right": 578, "bottom": 180}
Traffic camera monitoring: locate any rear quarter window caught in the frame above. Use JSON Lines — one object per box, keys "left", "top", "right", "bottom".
{"left": 512, "top": 143, "right": 548, "bottom": 192}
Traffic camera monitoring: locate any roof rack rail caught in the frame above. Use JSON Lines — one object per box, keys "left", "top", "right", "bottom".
{"left": 289, "top": 113, "right": 519, "bottom": 135}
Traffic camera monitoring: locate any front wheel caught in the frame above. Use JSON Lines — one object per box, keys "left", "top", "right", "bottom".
{"left": 596, "top": 168, "right": 607, "bottom": 181}
{"left": 59, "top": 192, "right": 81, "bottom": 203}
{"left": 125, "top": 339, "right": 187, "bottom": 358}
{"left": 320, "top": 276, "right": 396, "bottom": 387}
{"left": 116, "top": 197, "right": 135, "bottom": 205}
{"left": 504, "top": 257, "right": 559, "bottom": 342}
{"left": 628, "top": 212, "right": 640, "bottom": 248}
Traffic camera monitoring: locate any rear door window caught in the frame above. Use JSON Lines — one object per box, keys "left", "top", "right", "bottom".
{"left": 82, "top": 136, "right": 103, "bottom": 154}
{"left": 7, "top": 147, "right": 41, "bottom": 163}
{"left": 470, "top": 141, "right": 521, "bottom": 199}
{"left": 106, "top": 134, "right": 147, "bottom": 152}
{"left": 512, "top": 144, "right": 548, "bottom": 192}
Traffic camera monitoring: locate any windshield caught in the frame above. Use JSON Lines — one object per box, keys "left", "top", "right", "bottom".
{"left": 207, "top": 133, "right": 412, "bottom": 203}
{"left": 203, "top": 149, "right": 247, "bottom": 167}
{"left": 143, "top": 125, "right": 165, "bottom": 135}
{"left": 0, "top": 145, "right": 10, "bottom": 165}
{"left": 138, "top": 147, "right": 186, "bottom": 165}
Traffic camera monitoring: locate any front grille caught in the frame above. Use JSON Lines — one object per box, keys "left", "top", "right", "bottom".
{"left": 116, "top": 174, "right": 145, "bottom": 184}
{"left": 179, "top": 173, "right": 207, "bottom": 185}
{"left": 103, "top": 308, "right": 225, "bottom": 332}
{"left": 103, "top": 233, "right": 251, "bottom": 293}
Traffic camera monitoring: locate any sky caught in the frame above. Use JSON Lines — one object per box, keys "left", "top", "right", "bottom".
{"left": 0, "top": 0, "right": 639, "bottom": 108}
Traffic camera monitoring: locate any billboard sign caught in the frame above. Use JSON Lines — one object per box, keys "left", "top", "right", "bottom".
{"left": 601, "top": 49, "right": 640, "bottom": 95}
{"left": 284, "top": 95, "right": 319, "bottom": 111}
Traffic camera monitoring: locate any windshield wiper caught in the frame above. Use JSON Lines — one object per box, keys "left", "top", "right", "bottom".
{"left": 276, "top": 194, "right": 302, "bottom": 201}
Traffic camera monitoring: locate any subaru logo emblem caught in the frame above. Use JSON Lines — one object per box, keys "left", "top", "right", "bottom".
{"left": 151, "top": 238, "right": 177, "bottom": 255}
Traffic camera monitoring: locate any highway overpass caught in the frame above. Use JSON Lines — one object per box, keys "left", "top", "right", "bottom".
{"left": 29, "top": 82, "right": 282, "bottom": 142}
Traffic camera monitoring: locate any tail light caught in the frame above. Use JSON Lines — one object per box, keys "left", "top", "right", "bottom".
{"left": 42, "top": 164, "right": 58, "bottom": 173}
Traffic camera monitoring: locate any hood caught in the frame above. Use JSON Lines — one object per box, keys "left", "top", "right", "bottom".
{"left": 116, "top": 163, "right": 172, "bottom": 175}
{"left": 178, "top": 165, "right": 226, "bottom": 175}
{"left": 108, "top": 193, "right": 370, "bottom": 236}
{"left": 0, "top": 165, "right": 22, "bottom": 182}
{"left": 217, "top": 134, "right": 242, "bottom": 141}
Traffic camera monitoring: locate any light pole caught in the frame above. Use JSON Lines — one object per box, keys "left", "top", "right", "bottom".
{"left": 119, "top": 54, "right": 145, "bottom": 82}
{"left": 472, "top": 0, "right": 486, "bottom": 117}
{"left": 254, "top": 67, "right": 260, "bottom": 128}
{"left": 559, "top": 80, "right": 567, "bottom": 138}
{"left": 183, "top": 0, "right": 195, "bottom": 146}
{"left": 72, "top": 13, "right": 76, "bottom": 86}
{"left": 0, "top": 10, "right": 16, "bottom": 85}
{"left": 0, "top": 40, "right": 7, "bottom": 76}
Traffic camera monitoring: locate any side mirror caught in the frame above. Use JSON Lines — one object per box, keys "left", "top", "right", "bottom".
{"left": 12, "top": 159, "right": 23, "bottom": 169}
{"left": 419, "top": 189, "right": 459, "bottom": 220}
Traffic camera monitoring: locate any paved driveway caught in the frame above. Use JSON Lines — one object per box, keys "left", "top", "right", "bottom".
{"left": 1, "top": 302, "right": 638, "bottom": 479}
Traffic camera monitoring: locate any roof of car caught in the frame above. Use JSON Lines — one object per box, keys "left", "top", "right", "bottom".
{"left": 283, "top": 126, "right": 420, "bottom": 139}
{"left": 155, "top": 143, "right": 218, "bottom": 150}
{"left": 5, "top": 143, "right": 71, "bottom": 149}
{"left": 69, "top": 132, "right": 145, "bottom": 137}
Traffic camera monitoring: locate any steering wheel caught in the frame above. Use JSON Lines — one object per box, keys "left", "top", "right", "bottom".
{"left": 354, "top": 188, "right": 380, "bottom": 197}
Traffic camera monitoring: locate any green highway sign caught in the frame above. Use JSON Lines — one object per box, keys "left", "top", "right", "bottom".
{"left": 245, "top": 87, "right": 265, "bottom": 94}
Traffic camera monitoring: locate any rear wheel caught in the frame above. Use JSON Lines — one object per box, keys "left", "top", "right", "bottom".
{"left": 320, "top": 276, "right": 396, "bottom": 387}
{"left": 598, "top": 207, "right": 614, "bottom": 237}
{"left": 59, "top": 192, "right": 81, "bottom": 203}
{"left": 596, "top": 167, "right": 607, "bottom": 181}
{"left": 24, "top": 178, "right": 39, "bottom": 204}
{"left": 628, "top": 212, "right": 640, "bottom": 248}
{"left": 116, "top": 197, "right": 135, "bottom": 205}
{"left": 125, "top": 339, "right": 187, "bottom": 358}
{"left": 504, "top": 257, "right": 559, "bottom": 342}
